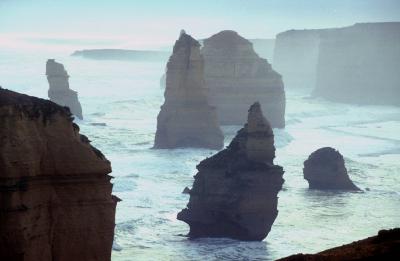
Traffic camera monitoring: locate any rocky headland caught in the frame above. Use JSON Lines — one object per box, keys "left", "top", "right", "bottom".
{"left": 154, "top": 31, "right": 224, "bottom": 149}
{"left": 177, "top": 102, "right": 284, "bottom": 241}
{"left": 0, "top": 88, "right": 117, "bottom": 261}
{"left": 202, "top": 30, "right": 285, "bottom": 128}
{"left": 46, "top": 59, "right": 83, "bottom": 119}
{"left": 303, "top": 147, "right": 360, "bottom": 190}
{"left": 278, "top": 228, "right": 400, "bottom": 260}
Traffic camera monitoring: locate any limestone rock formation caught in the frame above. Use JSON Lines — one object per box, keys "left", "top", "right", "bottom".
{"left": 202, "top": 30, "right": 285, "bottom": 128}
{"left": 154, "top": 32, "right": 224, "bottom": 149}
{"left": 273, "top": 29, "right": 326, "bottom": 89}
{"left": 314, "top": 22, "right": 400, "bottom": 105}
{"left": 303, "top": 147, "right": 360, "bottom": 190}
{"left": 278, "top": 228, "right": 400, "bottom": 260}
{"left": 177, "top": 102, "right": 284, "bottom": 241}
{"left": 0, "top": 88, "right": 117, "bottom": 261}
{"left": 46, "top": 59, "right": 83, "bottom": 119}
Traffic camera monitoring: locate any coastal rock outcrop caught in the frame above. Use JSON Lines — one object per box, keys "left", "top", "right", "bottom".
{"left": 202, "top": 30, "right": 285, "bottom": 128}
{"left": 177, "top": 102, "right": 284, "bottom": 241}
{"left": 303, "top": 147, "right": 360, "bottom": 190}
{"left": 278, "top": 228, "right": 400, "bottom": 260}
{"left": 46, "top": 59, "right": 83, "bottom": 119}
{"left": 154, "top": 32, "right": 223, "bottom": 149}
{"left": 314, "top": 22, "right": 400, "bottom": 105}
{"left": 0, "top": 88, "right": 117, "bottom": 261}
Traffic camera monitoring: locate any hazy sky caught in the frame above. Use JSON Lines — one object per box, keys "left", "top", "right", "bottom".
{"left": 1, "top": 0, "right": 399, "bottom": 51}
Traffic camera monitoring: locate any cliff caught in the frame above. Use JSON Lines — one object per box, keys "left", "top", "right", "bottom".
{"left": 177, "top": 102, "right": 284, "bottom": 241}
{"left": 46, "top": 59, "right": 83, "bottom": 119}
{"left": 0, "top": 88, "right": 117, "bottom": 261}
{"left": 278, "top": 228, "right": 400, "bottom": 260}
{"left": 303, "top": 147, "right": 360, "bottom": 190}
{"left": 154, "top": 31, "right": 224, "bottom": 149}
{"left": 202, "top": 30, "right": 286, "bottom": 128}
{"left": 314, "top": 22, "right": 400, "bottom": 105}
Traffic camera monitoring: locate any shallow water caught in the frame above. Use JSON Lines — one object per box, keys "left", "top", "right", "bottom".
{"left": 1, "top": 50, "right": 399, "bottom": 261}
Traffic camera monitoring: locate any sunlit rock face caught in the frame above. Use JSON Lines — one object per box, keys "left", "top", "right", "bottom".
{"left": 273, "top": 29, "right": 325, "bottom": 89}
{"left": 314, "top": 22, "right": 400, "bottom": 105}
{"left": 202, "top": 30, "right": 285, "bottom": 128}
{"left": 46, "top": 59, "right": 83, "bottom": 119}
{"left": 303, "top": 147, "right": 360, "bottom": 190}
{"left": 278, "top": 228, "right": 400, "bottom": 260}
{"left": 177, "top": 102, "right": 284, "bottom": 241}
{"left": 0, "top": 88, "right": 117, "bottom": 261}
{"left": 154, "top": 32, "right": 224, "bottom": 149}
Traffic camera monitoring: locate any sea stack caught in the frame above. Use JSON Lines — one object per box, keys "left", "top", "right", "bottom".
{"left": 0, "top": 88, "right": 117, "bottom": 261}
{"left": 202, "top": 30, "right": 285, "bottom": 128}
{"left": 303, "top": 147, "right": 360, "bottom": 190}
{"left": 154, "top": 31, "right": 224, "bottom": 149}
{"left": 46, "top": 59, "right": 83, "bottom": 119}
{"left": 177, "top": 102, "right": 284, "bottom": 241}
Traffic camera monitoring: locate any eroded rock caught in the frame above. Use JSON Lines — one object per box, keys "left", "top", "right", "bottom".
{"left": 177, "top": 102, "right": 284, "bottom": 241}
{"left": 46, "top": 59, "right": 83, "bottom": 119}
{"left": 303, "top": 147, "right": 360, "bottom": 190}
{"left": 202, "top": 30, "right": 285, "bottom": 127}
{"left": 154, "top": 32, "right": 223, "bottom": 149}
{"left": 0, "top": 88, "right": 117, "bottom": 261}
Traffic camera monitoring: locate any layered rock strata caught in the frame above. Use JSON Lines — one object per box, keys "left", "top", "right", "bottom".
{"left": 0, "top": 88, "right": 117, "bottom": 261}
{"left": 303, "top": 147, "right": 360, "bottom": 190}
{"left": 177, "top": 102, "right": 284, "bottom": 241}
{"left": 202, "top": 30, "right": 285, "bottom": 128}
{"left": 154, "top": 32, "right": 223, "bottom": 149}
{"left": 278, "top": 228, "right": 400, "bottom": 260}
{"left": 46, "top": 59, "right": 83, "bottom": 119}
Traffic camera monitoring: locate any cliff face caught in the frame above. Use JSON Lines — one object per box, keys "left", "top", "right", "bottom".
{"left": 0, "top": 88, "right": 117, "bottom": 261}
{"left": 202, "top": 30, "right": 285, "bottom": 128}
{"left": 273, "top": 29, "right": 325, "bottom": 89}
{"left": 314, "top": 22, "right": 400, "bottom": 105}
{"left": 278, "top": 228, "right": 400, "bottom": 260}
{"left": 46, "top": 59, "right": 83, "bottom": 119}
{"left": 177, "top": 102, "right": 284, "bottom": 241}
{"left": 154, "top": 31, "right": 224, "bottom": 149}
{"left": 303, "top": 147, "right": 359, "bottom": 190}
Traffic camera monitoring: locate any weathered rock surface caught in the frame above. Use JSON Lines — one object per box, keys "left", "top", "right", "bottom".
{"left": 314, "top": 22, "right": 400, "bottom": 105}
{"left": 177, "top": 102, "right": 284, "bottom": 241}
{"left": 46, "top": 59, "right": 83, "bottom": 119}
{"left": 0, "top": 88, "right": 117, "bottom": 261}
{"left": 303, "top": 147, "right": 360, "bottom": 190}
{"left": 154, "top": 32, "right": 224, "bottom": 149}
{"left": 278, "top": 228, "right": 400, "bottom": 260}
{"left": 202, "top": 30, "right": 285, "bottom": 128}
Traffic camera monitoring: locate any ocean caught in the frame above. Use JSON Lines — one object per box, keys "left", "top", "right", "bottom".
{"left": 1, "top": 49, "right": 399, "bottom": 261}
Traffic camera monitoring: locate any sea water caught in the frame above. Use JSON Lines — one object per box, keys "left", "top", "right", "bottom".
{"left": 1, "top": 49, "right": 399, "bottom": 261}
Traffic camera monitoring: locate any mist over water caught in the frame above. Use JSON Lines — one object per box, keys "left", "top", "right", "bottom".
{"left": 1, "top": 0, "right": 400, "bottom": 260}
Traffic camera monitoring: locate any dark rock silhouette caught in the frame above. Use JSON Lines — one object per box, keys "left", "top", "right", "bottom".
{"left": 278, "top": 228, "right": 400, "bottom": 260}
{"left": 46, "top": 59, "right": 83, "bottom": 119}
{"left": 303, "top": 147, "right": 360, "bottom": 190}
{"left": 177, "top": 102, "right": 284, "bottom": 241}
{"left": 0, "top": 88, "right": 117, "bottom": 261}
{"left": 202, "top": 30, "right": 285, "bottom": 128}
{"left": 154, "top": 31, "right": 224, "bottom": 149}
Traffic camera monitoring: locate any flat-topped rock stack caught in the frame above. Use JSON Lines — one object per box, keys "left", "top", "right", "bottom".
{"left": 154, "top": 31, "right": 223, "bottom": 149}
{"left": 46, "top": 59, "right": 83, "bottom": 119}
{"left": 178, "top": 102, "right": 284, "bottom": 241}
{"left": 202, "top": 30, "right": 286, "bottom": 128}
